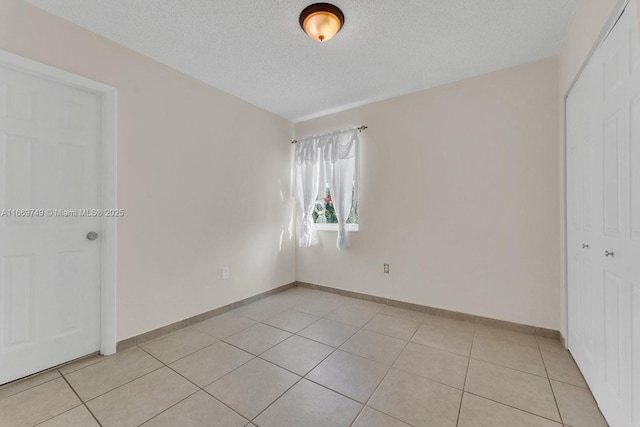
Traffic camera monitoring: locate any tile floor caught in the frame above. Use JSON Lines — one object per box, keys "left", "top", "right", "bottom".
{"left": 0, "top": 287, "right": 609, "bottom": 427}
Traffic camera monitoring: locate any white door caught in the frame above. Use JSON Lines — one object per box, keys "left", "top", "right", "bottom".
{"left": 599, "top": 6, "right": 633, "bottom": 424}
{"left": 567, "top": 2, "right": 640, "bottom": 426}
{"left": 0, "top": 63, "right": 102, "bottom": 384}
{"left": 566, "top": 36, "right": 602, "bottom": 389}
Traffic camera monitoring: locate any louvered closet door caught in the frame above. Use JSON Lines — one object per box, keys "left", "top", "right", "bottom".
{"left": 567, "top": 2, "right": 640, "bottom": 427}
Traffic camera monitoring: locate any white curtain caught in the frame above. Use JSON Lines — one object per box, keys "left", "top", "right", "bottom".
{"left": 323, "top": 130, "right": 358, "bottom": 250}
{"left": 294, "top": 137, "right": 322, "bottom": 247}
{"left": 294, "top": 129, "right": 359, "bottom": 250}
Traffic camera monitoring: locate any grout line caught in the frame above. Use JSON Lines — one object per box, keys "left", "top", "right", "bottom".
{"left": 0, "top": 373, "right": 61, "bottom": 403}
{"left": 456, "top": 321, "right": 476, "bottom": 426}
{"left": 243, "top": 302, "right": 351, "bottom": 419}
{"left": 466, "top": 355, "right": 552, "bottom": 380}
{"left": 349, "top": 310, "right": 429, "bottom": 427}
{"left": 137, "top": 343, "right": 251, "bottom": 424}
{"left": 234, "top": 296, "right": 405, "bottom": 426}
{"left": 58, "top": 370, "right": 104, "bottom": 427}
{"left": 22, "top": 288, "right": 570, "bottom": 427}
{"left": 462, "top": 391, "right": 565, "bottom": 424}
{"left": 138, "top": 389, "right": 202, "bottom": 425}
{"left": 136, "top": 346, "right": 204, "bottom": 390}
{"left": 76, "top": 364, "right": 167, "bottom": 403}
{"left": 245, "top": 376, "right": 305, "bottom": 422}
{"left": 538, "top": 340, "right": 565, "bottom": 424}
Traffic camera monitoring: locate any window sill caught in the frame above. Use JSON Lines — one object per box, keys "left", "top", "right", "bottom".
{"left": 314, "top": 223, "right": 359, "bottom": 232}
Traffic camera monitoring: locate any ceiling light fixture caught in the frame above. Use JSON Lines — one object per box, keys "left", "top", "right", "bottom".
{"left": 299, "top": 3, "right": 345, "bottom": 42}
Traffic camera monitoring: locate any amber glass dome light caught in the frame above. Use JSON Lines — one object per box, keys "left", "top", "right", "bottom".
{"left": 299, "top": 3, "right": 345, "bottom": 42}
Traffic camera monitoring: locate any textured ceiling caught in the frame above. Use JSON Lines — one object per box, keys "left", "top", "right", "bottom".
{"left": 25, "top": 0, "right": 579, "bottom": 122}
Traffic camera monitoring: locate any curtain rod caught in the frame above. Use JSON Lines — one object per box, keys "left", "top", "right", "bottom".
{"left": 291, "top": 125, "right": 368, "bottom": 144}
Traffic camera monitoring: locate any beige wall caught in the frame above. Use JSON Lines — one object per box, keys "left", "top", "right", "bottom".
{"left": 2, "top": 0, "right": 627, "bottom": 341}
{"left": 0, "top": 0, "right": 296, "bottom": 340}
{"left": 557, "top": 0, "right": 625, "bottom": 337}
{"left": 295, "top": 58, "right": 561, "bottom": 330}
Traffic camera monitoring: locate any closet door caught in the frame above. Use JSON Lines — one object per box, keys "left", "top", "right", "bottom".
{"left": 626, "top": 3, "right": 640, "bottom": 425}
{"left": 566, "top": 48, "right": 602, "bottom": 387}
{"left": 567, "top": 2, "right": 640, "bottom": 426}
{"left": 598, "top": 7, "right": 632, "bottom": 424}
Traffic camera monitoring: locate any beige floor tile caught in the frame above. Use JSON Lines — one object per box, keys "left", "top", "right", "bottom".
{"left": 537, "top": 337, "right": 566, "bottom": 354}
{"left": 340, "top": 330, "right": 406, "bottom": 365}
{"left": 205, "top": 358, "right": 300, "bottom": 419}
{"left": 59, "top": 353, "right": 104, "bottom": 375}
{"left": 260, "top": 335, "right": 334, "bottom": 375}
{"left": 551, "top": 380, "right": 608, "bottom": 427}
{"left": 253, "top": 379, "right": 362, "bottom": 427}
{"left": 262, "top": 309, "right": 319, "bottom": 333}
{"left": 194, "top": 312, "right": 256, "bottom": 339}
{"left": 87, "top": 367, "right": 197, "bottom": 427}
{"left": 368, "top": 368, "right": 461, "bottom": 427}
{"left": 471, "top": 337, "right": 547, "bottom": 376}
{"left": 458, "top": 392, "right": 562, "bottom": 427}
{"left": 232, "top": 299, "right": 289, "bottom": 321}
{"left": 141, "top": 327, "right": 218, "bottom": 364}
{"left": 475, "top": 324, "right": 538, "bottom": 348}
{"left": 64, "top": 347, "right": 163, "bottom": 401}
{"left": 0, "top": 369, "right": 60, "bottom": 401}
{"left": 298, "top": 318, "right": 359, "bottom": 347}
{"left": 261, "top": 291, "right": 304, "bottom": 307}
{"left": 38, "top": 405, "right": 100, "bottom": 427}
{"left": 412, "top": 315, "right": 475, "bottom": 356}
{"left": 465, "top": 359, "right": 560, "bottom": 422}
{"left": 295, "top": 298, "right": 344, "bottom": 317}
{"left": 283, "top": 287, "right": 318, "bottom": 297}
{"left": 394, "top": 342, "right": 468, "bottom": 389}
{"left": 0, "top": 378, "right": 81, "bottom": 427}
{"left": 380, "top": 305, "right": 426, "bottom": 322}
{"left": 364, "top": 313, "right": 421, "bottom": 340}
{"left": 325, "top": 305, "right": 380, "bottom": 328}
{"left": 542, "top": 350, "right": 587, "bottom": 387}
{"left": 352, "top": 407, "right": 411, "bottom": 427}
{"left": 224, "top": 323, "right": 291, "bottom": 355}
{"left": 315, "top": 291, "right": 351, "bottom": 303}
{"left": 307, "top": 350, "right": 389, "bottom": 403}
{"left": 345, "top": 298, "right": 385, "bottom": 310}
{"left": 142, "top": 390, "right": 247, "bottom": 427}
{"left": 169, "top": 341, "right": 254, "bottom": 387}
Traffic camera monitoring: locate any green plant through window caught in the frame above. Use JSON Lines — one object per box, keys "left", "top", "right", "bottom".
{"left": 312, "top": 185, "right": 358, "bottom": 225}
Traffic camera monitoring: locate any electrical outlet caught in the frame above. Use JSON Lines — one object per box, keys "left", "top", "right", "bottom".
{"left": 221, "top": 266, "right": 230, "bottom": 280}
{"left": 383, "top": 263, "right": 390, "bottom": 274}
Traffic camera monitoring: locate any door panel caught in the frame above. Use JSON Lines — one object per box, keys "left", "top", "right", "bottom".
{"left": 603, "top": 112, "right": 623, "bottom": 237}
{"left": 0, "top": 64, "right": 102, "bottom": 384}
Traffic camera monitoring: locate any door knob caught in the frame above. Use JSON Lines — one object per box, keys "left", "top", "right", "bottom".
{"left": 86, "top": 231, "right": 99, "bottom": 241}
{"left": 582, "top": 244, "right": 589, "bottom": 248}
{"left": 605, "top": 250, "right": 614, "bottom": 257}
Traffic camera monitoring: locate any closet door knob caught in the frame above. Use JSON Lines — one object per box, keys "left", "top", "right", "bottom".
{"left": 582, "top": 244, "right": 589, "bottom": 248}
{"left": 605, "top": 250, "right": 614, "bottom": 257}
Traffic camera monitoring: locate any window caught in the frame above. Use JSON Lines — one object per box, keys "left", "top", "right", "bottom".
{"left": 294, "top": 128, "right": 360, "bottom": 249}
{"left": 312, "top": 184, "right": 358, "bottom": 231}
